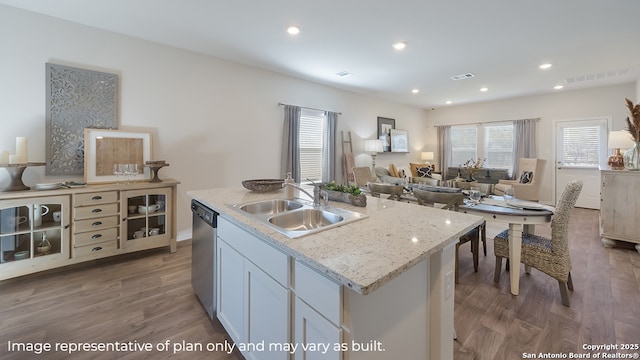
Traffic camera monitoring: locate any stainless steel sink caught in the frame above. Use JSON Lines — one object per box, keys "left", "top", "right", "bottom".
{"left": 268, "top": 209, "right": 344, "bottom": 231}
{"left": 230, "top": 198, "right": 367, "bottom": 238}
{"left": 239, "top": 199, "right": 303, "bottom": 215}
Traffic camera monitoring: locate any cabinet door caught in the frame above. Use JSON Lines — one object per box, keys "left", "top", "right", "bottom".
{"left": 217, "top": 238, "right": 245, "bottom": 345}
{"left": 245, "top": 261, "right": 290, "bottom": 360}
{"left": 294, "top": 297, "right": 342, "bottom": 360}
{"left": 121, "top": 187, "right": 171, "bottom": 251}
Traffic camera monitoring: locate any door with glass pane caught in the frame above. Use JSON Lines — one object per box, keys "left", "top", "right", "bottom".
{"left": 555, "top": 118, "right": 609, "bottom": 209}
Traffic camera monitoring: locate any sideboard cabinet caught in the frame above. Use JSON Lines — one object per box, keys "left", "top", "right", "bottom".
{"left": 599, "top": 170, "right": 640, "bottom": 253}
{"left": 0, "top": 180, "right": 178, "bottom": 280}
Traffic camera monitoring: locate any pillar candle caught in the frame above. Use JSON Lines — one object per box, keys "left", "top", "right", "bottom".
{"left": 0, "top": 150, "right": 10, "bottom": 164}
{"left": 9, "top": 154, "right": 21, "bottom": 164}
{"left": 16, "top": 137, "right": 28, "bottom": 163}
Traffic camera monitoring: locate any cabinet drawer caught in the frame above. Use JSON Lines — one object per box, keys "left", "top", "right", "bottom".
{"left": 74, "top": 227, "right": 118, "bottom": 247}
{"left": 74, "top": 203, "right": 119, "bottom": 220}
{"left": 74, "top": 191, "right": 118, "bottom": 207}
{"left": 74, "top": 240, "right": 118, "bottom": 258}
{"left": 295, "top": 260, "right": 342, "bottom": 326}
{"left": 218, "top": 217, "right": 288, "bottom": 287}
{"left": 74, "top": 216, "right": 119, "bottom": 233}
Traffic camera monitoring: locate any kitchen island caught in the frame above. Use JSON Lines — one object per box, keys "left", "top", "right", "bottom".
{"left": 189, "top": 187, "right": 483, "bottom": 360}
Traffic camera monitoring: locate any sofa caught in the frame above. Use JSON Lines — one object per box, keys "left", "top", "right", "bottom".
{"left": 444, "top": 167, "right": 510, "bottom": 184}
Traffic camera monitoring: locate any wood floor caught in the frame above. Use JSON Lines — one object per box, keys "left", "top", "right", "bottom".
{"left": 0, "top": 208, "right": 638, "bottom": 359}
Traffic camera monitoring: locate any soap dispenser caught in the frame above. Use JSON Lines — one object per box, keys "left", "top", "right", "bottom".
{"left": 284, "top": 172, "right": 295, "bottom": 200}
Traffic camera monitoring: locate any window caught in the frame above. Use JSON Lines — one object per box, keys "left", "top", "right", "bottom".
{"left": 557, "top": 122, "right": 607, "bottom": 168}
{"left": 484, "top": 124, "right": 514, "bottom": 172}
{"left": 450, "top": 126, "right": 477, "bottom": 167}
{"left": 299, "top": 109, "right": 325, "bottom": 182}
{"left": 449, "top": 123, "right": 515, "bottom": 174}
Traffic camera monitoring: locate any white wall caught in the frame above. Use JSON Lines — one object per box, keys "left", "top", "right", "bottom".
{"left": 0, "top": 5, "right": 428, "bottom": 240}
{"left": 426, "top": 83, "right": 637, "bottom": 204}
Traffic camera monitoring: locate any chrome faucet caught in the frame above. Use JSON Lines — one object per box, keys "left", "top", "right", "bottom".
{"left": 282, "top": 179, "right": 328, "bottom": 207}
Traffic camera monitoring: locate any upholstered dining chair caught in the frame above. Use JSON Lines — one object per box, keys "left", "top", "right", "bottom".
{"left": 367, "top": 182, "right": 404, "bottom": 200}
{"left": 493, "top": 179, "right": 583, "bottom": 306}
{"left": 494, "top": 158, "right": 547, "bottom": 201}
{"left": 413, "top": 189, "right": 484, "bottom": 283}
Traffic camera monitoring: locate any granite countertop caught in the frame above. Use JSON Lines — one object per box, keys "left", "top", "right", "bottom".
{"left": 188, "top": 187, "right": 483, "bottom": 295}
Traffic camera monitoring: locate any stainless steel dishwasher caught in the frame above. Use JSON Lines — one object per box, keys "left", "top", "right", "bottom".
{"left": 191, "top": 200, "right": 217, "bottom": 319}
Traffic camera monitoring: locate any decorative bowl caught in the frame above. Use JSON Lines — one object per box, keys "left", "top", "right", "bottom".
{"left": 242, "top": 179, "right": 285, "bottom": 192}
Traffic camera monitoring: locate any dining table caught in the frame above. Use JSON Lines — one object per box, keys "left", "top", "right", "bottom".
{"left": 458, "top": 196, "right": 554, "bottom": 296}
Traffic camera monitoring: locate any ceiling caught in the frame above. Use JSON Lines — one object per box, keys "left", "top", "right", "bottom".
{"left": 2, "top": 0, "right": 640, "bottom": 109}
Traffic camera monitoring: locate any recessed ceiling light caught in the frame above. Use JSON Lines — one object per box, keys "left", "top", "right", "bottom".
{"left": 445, "top": 100, "right": 453, "bottom": 105}
{"left": 287, "top": 26, "right": 300, "bottom": 35}
{"left": 554, "top": 85, "right": 564, "bottom": 90}
{"left": 411, "top": 89, "right": 419, "bottom": 94}
{"left": 539, "top": 63, "right": 552, "bottom": 70}
{"left": 392, "top": 41, "right": 407, "bottom": 50}
{"left": 480, "top": 87, "right": 488, "bottom": 92}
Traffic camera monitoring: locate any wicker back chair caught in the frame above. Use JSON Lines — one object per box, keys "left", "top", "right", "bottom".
{"left": 493, "top": 179, "right": 583, "bottom": 306}
{"left": 352, "top": 167, "right": 376, "bottom": 188}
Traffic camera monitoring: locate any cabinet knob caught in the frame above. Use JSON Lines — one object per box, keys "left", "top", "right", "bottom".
{"left": 91, "top": 234, "right": 102, "bottom": 239}
{"left": 91, "top": 208, "right": 102, "bottom": 213}
{"left": 91, "top": 246, "right": 102, "bottom": 252}
{"left": 92, "top": 196, "right": 102, "bottom": 200}
{"left": 91, "top": 221, "right": 103, "bottom": 226}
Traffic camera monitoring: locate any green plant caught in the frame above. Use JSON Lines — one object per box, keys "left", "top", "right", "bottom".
{"left": 322, "top": 181, "right": 362, "bottom": 195}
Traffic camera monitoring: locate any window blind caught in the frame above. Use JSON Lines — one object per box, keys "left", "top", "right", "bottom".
{"left": 299, "top": 109, "right": 325, "bottom": 182}
{"left": 560, "top": 125, "right": 602, "bottom": 167}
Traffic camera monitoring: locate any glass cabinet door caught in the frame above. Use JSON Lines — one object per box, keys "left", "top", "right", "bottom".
{"left": 0, "top": 195, "right": 69, "bottom": 264}
{"left": 122, "top": 188, "right": 171, "bottom": 250}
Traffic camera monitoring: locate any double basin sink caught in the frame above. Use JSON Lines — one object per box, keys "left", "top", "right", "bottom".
{"left": 231, "top": 198, "right": 367, "bottom": 238}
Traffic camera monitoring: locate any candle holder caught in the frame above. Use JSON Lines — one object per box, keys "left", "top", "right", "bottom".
{"left": 144, "top": 161, "right": 170, "bottom": 182}
{"left": 0, "top": 162, "right": 46, "bottom": 191}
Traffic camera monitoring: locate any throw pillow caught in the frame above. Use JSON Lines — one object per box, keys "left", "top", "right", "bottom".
{"left": 519, "top": 171, "right": 534, "bottom": 184}
{"left": 389, "top": 163, "right": 400, "bottom": 177}
{"left": 417, "top": 167, "right": 432, "bottom": 178}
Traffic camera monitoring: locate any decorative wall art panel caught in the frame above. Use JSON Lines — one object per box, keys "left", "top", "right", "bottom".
{"left": 46, "top": 63, "right": 118, "bottom": 175}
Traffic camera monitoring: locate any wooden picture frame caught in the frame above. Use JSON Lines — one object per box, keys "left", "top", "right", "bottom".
{"left": 84, "top": 129, "right": 151, "bottom": 184}
{"left": 377, "top": 117, "right": 395, "bottom": 152}
{"left": 390, "top": 129, "right": 409, "bottom": 152}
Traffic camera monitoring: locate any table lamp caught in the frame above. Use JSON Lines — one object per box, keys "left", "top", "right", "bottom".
{"left": 421, "top": 151, "right": 435, "bottom": 170}
{"left": 607, "top": 130, "right": 634, "bottom": 170}
{"left": 365, "top": 139, "right": 383, "bottom": 174}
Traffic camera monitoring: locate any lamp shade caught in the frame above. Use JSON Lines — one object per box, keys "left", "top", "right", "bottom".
{"left": 608, "top": 131, "right": 634, "bottom": 149}
{"left": 421, "top": 151, "right": 434, "bottom": 161}
{"left": 364, "top": 139, "right": 383, "bottom": 153}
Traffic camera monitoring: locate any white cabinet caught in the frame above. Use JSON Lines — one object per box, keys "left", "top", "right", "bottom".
{"left": 294, "top": 298, "right": 341, "bottom": 360}
{"left": 600, "top": 170, "right": 640, "bottom": 252}
{"left": 216, "top": 217, "right": 290, "bottom": 360}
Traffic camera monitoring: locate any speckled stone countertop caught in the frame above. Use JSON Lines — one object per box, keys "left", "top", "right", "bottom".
{"left": 188, "top": 187, "right": 484, "bottom": 295}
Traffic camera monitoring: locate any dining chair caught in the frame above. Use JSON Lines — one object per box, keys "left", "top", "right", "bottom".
{"left": 367, "top": 182, "right": 404, "bottom": 200}
{"left": 493, "top": 179, "right": 583, "bottom": 306}
{"left": 412, "top": 189, "right": 484, "bottom": 283}
{"left": 352, "top": 167, "right": 376, "bottom": 190}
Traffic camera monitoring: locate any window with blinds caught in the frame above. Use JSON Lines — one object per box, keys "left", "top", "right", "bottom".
{"left": 559, "top": 124, "right": 605, "bottom": 167}
{"left": 450, "top": 126, "right": 477, "bottom": 167}
{"left": 484, "top": 124, "right": 514, "bottom": 173}
{"left": 299, "top": 109, "right": 325, "bottom": 182}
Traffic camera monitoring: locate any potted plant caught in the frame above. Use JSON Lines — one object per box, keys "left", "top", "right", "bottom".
{"left": 624, "top": 98, "right": 640, "bottom": 170}
{"left": 321, "top": 182, "right": 367, "bottom": 207}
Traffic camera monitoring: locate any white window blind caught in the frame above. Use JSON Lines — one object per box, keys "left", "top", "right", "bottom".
{"left": 450, "top": 126, "right": 477, "bottom": 167}
{"left": 559, "top": 125, "right": 604, "bottom": 167}
{"left": 484, "top": 124, "right": 514, "bottom": 174}
{"left": 299, "top": 109, "right": 325, "bottom": 182}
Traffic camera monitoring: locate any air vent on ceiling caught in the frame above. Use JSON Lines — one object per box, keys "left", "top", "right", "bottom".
{"left": 451, "top": 73, "right": 475, "bottom": 81}
{"left": 564, "top": 69, "right": 631, "bottom": 84}
{"left": 336, "top": 71, "right": 353, "bottom": 77}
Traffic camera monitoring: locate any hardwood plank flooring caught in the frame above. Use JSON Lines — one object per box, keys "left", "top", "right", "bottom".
{"left": 1, "top": 208, "right": 638, "bottom": 359}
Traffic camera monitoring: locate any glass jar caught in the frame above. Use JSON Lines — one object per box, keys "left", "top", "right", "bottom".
{"left": 623, "top": 141, "right": 640, "bottom": 171}
{"left": 37, "top": 233, "right": 52, "bottom": 255}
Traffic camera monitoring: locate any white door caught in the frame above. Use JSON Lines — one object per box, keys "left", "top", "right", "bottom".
{"left": 555, "top": 118, "right": 609, "bottom": 209}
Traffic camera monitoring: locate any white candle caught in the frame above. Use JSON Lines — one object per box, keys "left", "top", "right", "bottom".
{"left": 9, "top": 154, "right": 21, "bottom": 164}
{"left": 16, "top": 137, "right": 28, "bottom": 163}
{"left": 0, "top": 150, "right": 9, "bottom": 164}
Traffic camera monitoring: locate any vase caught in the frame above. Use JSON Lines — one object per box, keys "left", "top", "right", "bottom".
{"left": 623, "top": 141, "right": 640, "bottom": 171}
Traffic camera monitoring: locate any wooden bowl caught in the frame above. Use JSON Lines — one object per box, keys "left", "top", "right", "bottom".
{"left": 242, "top": 179, "right": 284, "bottom": 192}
